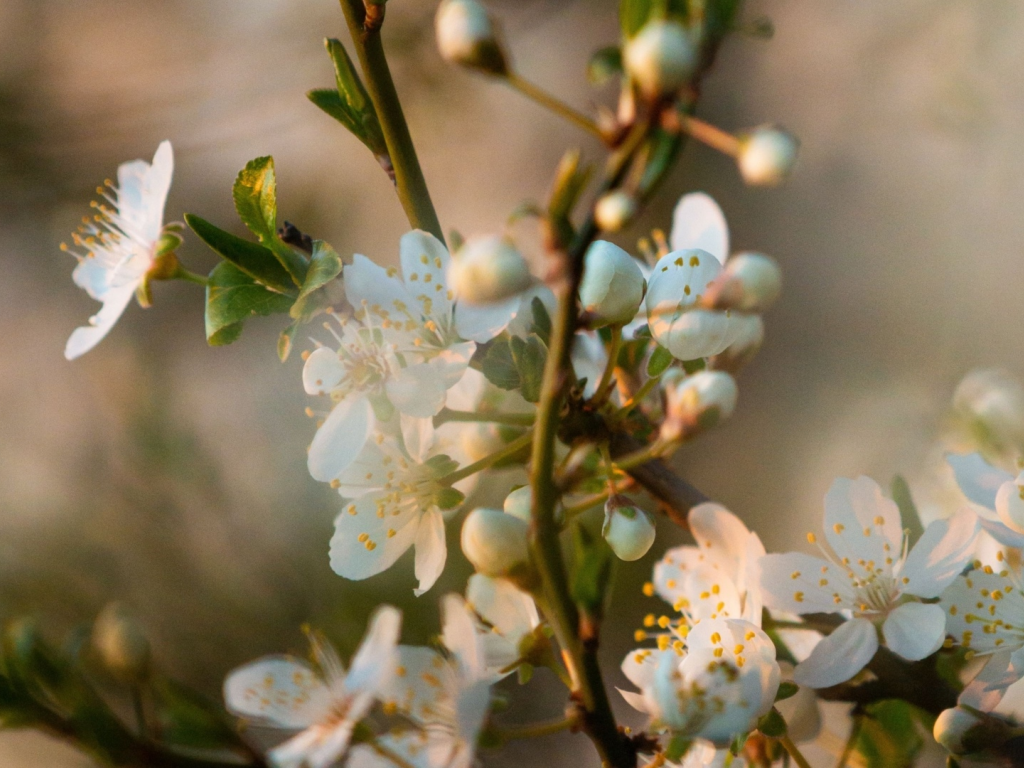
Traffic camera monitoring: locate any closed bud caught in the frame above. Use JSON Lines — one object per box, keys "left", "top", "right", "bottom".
{"left": 737, "top": 126, "right": 799, "bottom": 187}
{"left": 594, "top": 191, "right": 638, "bottom": 233}
{"left": 716, "top": 252, "right": 782, "bottom": 312}
{"left": 461, "top": 422, "right": 506, "bottom": 463}
{"left": 448, "top": 235, "right": 532, "bottom": 305}
{"left": 624, "top": 20, "right": 697, "bottom": 100}
{"left": 92, "top": 603, "right": 151, "bottom": 683}
{"left": 602, "top": 495, "right": 656, "bottom": 561}
{"left": 579, "top": 241, "right": 646, "bottom": 328}
{"left": 661, "top": 369, "right": 738, "bottom": 443}
{"left": 503, "top": 485, "right": 533, "bottom": 523}
{"left": 461, "top": 508, "right": 530, "bottom": 579}
{"left": 933, "top": 706, "right": 1012, "bottom": 755}
{"left": 435, "top": 0, "right": 508, "bottom": 75}
{"left": 709, "top": 315, "right": 764, "bottom": 373}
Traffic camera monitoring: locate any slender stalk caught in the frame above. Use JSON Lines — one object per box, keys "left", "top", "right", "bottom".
{"left": 436, "top": 407, "right": 535, "bottom": 427}
{"left": 836, "top": 715, "right": 862, "bottom": 768}
{"left": 506, "top": 72, "right": 603, "bottom": 138}
{"left": 618, "top": 373, "right": 662, "bottom": 419}
{"left": 677, "top": 113, "right": 741, "bottom": 157}
{"left": 438, "top": 430, "right": 534, "bottom": 486}
{"left": 612, "top": 441, "right": 666, "bottom": 472}
{"left": 338, "top": 0, "right": 444, "bottom": 241}
{"left": 592, "top": 325, "right": 623, "bottom": 405}
{"left": 780, "top": 735, "right": 813, "bottom": 768}
{"left": 171, "top": 266, "right": 209, "bottom": 286}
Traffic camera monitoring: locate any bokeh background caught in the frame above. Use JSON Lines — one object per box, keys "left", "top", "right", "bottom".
{"left": 1, "top": 0, "right": 1023, "bottom": 764}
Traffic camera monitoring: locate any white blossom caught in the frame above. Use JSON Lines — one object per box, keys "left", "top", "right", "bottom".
{"left": 329, "top": 425, "right": 465, "bottom": 596}
{"left": 760, "top": 476, "right": 979, "bottom": 688}
{"left": 223, "top": 606, "right": 401, "bottom": 768}
{"left": 349, "top": 595, "right": 492, "bottom": 768}
{"left": 624, "top": 19, "right": 697, "bottom": 99}
{"left": 305, "top": 230, "right": 516, "bottom": 486}
{"left": 579, "top": 241, "right": 646, "bottom": 328}
{"left": 736, "top": 126, "right": 799, "bottom": 187}
{"left": 465, "top": 573, "right": 540, "bottom": 678}
{"left": 435, "top": 0, "right": 507, "bottom": 75}
{"left": 602, "top": 496, "right": 657, "bottom": 562}
{"left": 460, "top": 507, "right": 530, "bottom": 579}
{"left": 63, "top": 141, "right": 174, "bottom": 360}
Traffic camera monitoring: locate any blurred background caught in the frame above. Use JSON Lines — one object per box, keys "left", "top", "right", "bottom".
{"left": 1, "top": 0, "right": 1023, "bottom": 764}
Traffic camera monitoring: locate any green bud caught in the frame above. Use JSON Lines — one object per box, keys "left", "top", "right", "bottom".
{"left": 92, "top": 603, "right": 151, "bottom": 683}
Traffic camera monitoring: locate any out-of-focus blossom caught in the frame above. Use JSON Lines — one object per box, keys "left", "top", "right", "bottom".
{"left": 948, "top": 452, "right": 1024, "bottom": 548}
{"left": 736, "top": 126, "right": 799, "bottom": 187}
{"left": 224, "top": 606, "right": 401, "bottom": 768}
{"left": 624, "top": 19, "right": 697, "bottom": 99}
{"left": 465, "top": 573, "right": 540, "bottom": 678}
{"left": 63, "top": 141, "right": 175, "bottom": 360}
{"left": 578, "top": 240, "right": 646, "bottom": 328}
{"left": 760, "top": 476, "right": 978, "bottom": 688}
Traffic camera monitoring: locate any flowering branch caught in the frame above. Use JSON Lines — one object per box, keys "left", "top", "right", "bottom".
{"left": 338, "top": 0, "right": 444, "bottom": 241}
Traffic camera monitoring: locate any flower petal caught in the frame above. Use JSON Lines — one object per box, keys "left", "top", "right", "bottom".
{"left": 385, "top": 363, "right": 448, "bottom": 418}
{"left": 670, "top": 192, "right": 729, "bottom": 264}
{"left": 882, "top": 602, "right": 945, "bottom": 661}
{"left": 400, "top": 229, "right": 453, "bottom": 326}
{"left": 307, "top": 394, "right": 373, "bottom": 483}
{"left": 793, "top": 617, "right": 877, "bottom": 689}
{"left": 302, "top": 346, "right": 346, "bottom": 395}
{"left": 900, "top": 509, "right": 979, "bottom": 598}
{"left": 413, "top": 509, "right": 447, "bottom": 596}
{"left": 823, "top": 477, "right": 901, "bottom": 580}
{"left": 466, "top": 574, "right": 539, "bottom": 646}
{"left": 978, "top": 515, "right": 1024, "bottom": 549}
{"left": 442, "top": 593, "right": 484, "bottom": 679}
{"left": 346, "top": 605, "right": 402, "bottom": 693}
{"left": 958, "top": 649, "right": 1017, "bottom": 710}
{"left": 65, "top": 283, "right": 137, "bottom": 360}
{"left": 620, "top": 647, "right": 666, "bottom": 690}
{"left": 759, "top": 552, "right": 853, "bottom": 614}
{"left": 455, "top": 297, "right": 520, "bottom": 342}
{"left": 223, "top": 656, "right": 330, "bottom": 728}
{"left": 947, "top": 452, "right": 1012, "bottom": 510}
{"left": 344, "top": 253, "right": 415, "bottom": 323}
{"left": 330, "top": 496, "right": 418, "bottom": 581}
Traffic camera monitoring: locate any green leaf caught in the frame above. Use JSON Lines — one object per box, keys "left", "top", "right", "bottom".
{"left": 205, "top": 262, "right": 295, "bottom": 346}
{"left": 619, "top": 0, "right": 689, "bottom": 37}
{"left": 682, "top": 357, "right": 706, "bottom": 374}
{"left": 510, "top": 334, "right": 548, "bottom": 403}
{"left": 233, "top": 156, "right": 307, "bottom": 284}
{"left": 480, "top": 339, "right": 521, "bottom": 390}
{"left": 530, "top": 296, "right": 552, "bottom": 346}
{"left": 774, "top": 681, "right": 799, "bottom": 702}
{"left": 152, "top": 676, "right": 240, "bottom": 751}
{"left": 638, "top": 129, "right": 683, "bottom": 196}
{"left": 587, "top": 46, "right": 622, "bottom": 84}
{"left": 647, "top": 344, "right": 674, "bottom": 377}
{"left": 517, "top": 663, "right": 533, "bottom": 685}
{"left": 757, "top": 707, "right": 787, "bottom": 738}
{"left": 184, "top": 213, "right": 295, "bottom": 295}
{"left": 891, "top": 475, "right": 925, "bottom": 549}
{"left": 308, "top": 39, "right": 387, "bottom": 156}
{"left": 664, "top": 734, "right": 694, "bottom": 762}
{"left": 291, "top": 240, "right": 345, "bottom": 319}
{"left": 855, "top": 700, "right": 927, "bottom": 768}
{"left": 547, "top": 150, "right": 592, "bottom": 247}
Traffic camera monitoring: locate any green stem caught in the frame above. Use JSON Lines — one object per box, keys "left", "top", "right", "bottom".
{"left": 435, "top": 407, "right": 535, "bottom": 427}
{"left": 591, "top": 325, "right": 623, "bottom": 406}
{"left": 171, "top": 265, "right": 209, "bottom": 286}
{"left": 439, "top": 430, "right": 534, "bottom": 486}
{"left": 618, "top": 373, "right": 662, "bottom": 420}
{"left": 612, "top": 440, "right": 666, "bottom": 472}
{"left": 836, "top": 715, "right": 862, "bottom": 768}
{"left": 779, "top": 735, "right": 813, "bottom": 768}
{"left": 506, "top": 72, "right": 603, "bottom": 138}
{"left": 338, "top": 0, "right": 444, "bottom": 242}
{"left": 498, "top": 717, "right": 574, "bottom": 741}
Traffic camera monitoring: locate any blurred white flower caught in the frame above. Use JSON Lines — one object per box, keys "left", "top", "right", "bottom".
{"left": 435, "top": 0, "right": 507, "bottom": 75}
{"left": 736, "top": 126, "right": 799, "bottom": 187}
{"left": 624, "top": 19, "right": 697, "bottom": 99}
{"left": 465, "top": 573, "right": 540, "bottom": 678}
{"left": 940, "top": 562, "right": 1024, "bottom": 712}
{"left": 447, "top": 235, "right": 532, "bottom": 306}
{"left": 223, "top": 606, "right": 401, "bottom": 768}
{"left": 329, "top": 427, "right": 464, "bottom": 596}
{"left": 660, "top": 369, "right": 738, "bottom": 444}
{"left": 349, "top": 595, "right": 492, "bottom": 768}
{"left": 63, "top": 141, "right": 174, "bottom": 360}
{"left": 305, "top": 230, "right": 515, "bottom": 486}
{"left": 760, "top": 476, "right": 979, "bottom": 688}
{"left": 460, "top": 507, "right": 530, "bottom": 579}
{"left": 579, "top": 240, "right": 646, "bottom": 328}
{"left": 948, "top": 452, "right": 1024, "bottom": 549}
{"left": 620, "top": 617, "right": 780, "bottom": 747}
{"left": 952, "top": 369, "right": 1024, "bottom": 458}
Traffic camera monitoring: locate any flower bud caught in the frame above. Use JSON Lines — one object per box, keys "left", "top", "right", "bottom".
{"left": 624, "top": 20, "right": 697, "bottom": 100}
{"left": 717, "top": 252, "right": 782, "bottom": 312}
{"left": 709, "top": 315, "right": 763, "bottom": 374}
{"left": 435, "top": 0, "right": 508, "bottom": 75}
{"left": 92, "top": 603, "right": 151, "bottom": 683}
{"left": 448, "top": 235, "right": 532, "bottom": 305}
{"left": 953, "top": 369, "right": 1024, "bottom": 457}
{"left": 737, "top": 126, "right": 799, "bottom": 187}
{"left": 594, "top": 191, "right": 638, "bottom": 233}
{"left": 503, "top": 485, "right": 532, "bottom": 523}
{"left": 602, "top": 495, "right": 656, "bottom": 561}
{"left": 461, "top": 507, "right": 530, "bottom": 578}
{"left": 933, "top": 706, "right": 1002, "bottom": 755}
{"left": 460, "top": 422, "right": 506, "bottom": 463}
{"left": 579, "top": 241, "right": 646, "bottom": 328}
{"left": 660, "top": 369, "right": 738, "bottom": 443}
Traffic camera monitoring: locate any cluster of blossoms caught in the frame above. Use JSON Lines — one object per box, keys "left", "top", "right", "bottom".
{"left": 51, "top": 1, "right": 1024, "bottom": 767}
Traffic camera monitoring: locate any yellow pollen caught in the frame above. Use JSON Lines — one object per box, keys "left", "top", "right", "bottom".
{"left": 806, "top": 533, "right": 817, "bottom": 544}
{"left": 794, "top": 592, "right": 804, "bottom": 603}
